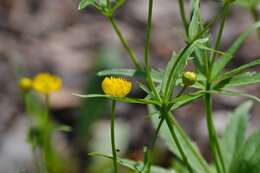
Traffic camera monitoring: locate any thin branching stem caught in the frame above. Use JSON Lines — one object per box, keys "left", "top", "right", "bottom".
{"left": 108, "top": 16, "right": 143, "bottom": 71}
{"left": 111, "top": 100, "right": 118, "bottom": 173}
{"left": 210, "top": 3, "right": 229, "bottom": 73}
{"left": 170, "top": 114, "right": 212, "bottom": 173}
{"left": 204, "top": 92, "right": 222, "bottom": 173}
{"left": 144, "top": 0, "right": 161, "bottom": 101}
{"left": 163, "top": 112, "right": 193, "bottom": 173}
{"left": 178, "top": 0, "right": 189, "bottom": 36}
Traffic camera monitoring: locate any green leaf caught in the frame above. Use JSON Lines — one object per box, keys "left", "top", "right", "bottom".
{"left": 220, "top": 101, "right": 253, "bottom": 171}
{"left": 214, "top": 72, "right": 260, "bottom": 89}
{"left": 148, "top": 105, "right": 211, "bottom": 173}
{"left": 73, "top": 93, "right": 161, "bottom": 106}
{"left": 167, "top": 91, "right": 205, "bottom": 110}
{"left": 229, "top": 132, "right": 260, "bottom": 173}
{"left": 53, "top": 125, "right": 72, "bottom": 132}
{"left": 89, "top": 152, "right": 177, "bottom": 173}
{"left": 211, "top": 21, "right": 260, "bottom": 79}
{"left": 218, "top": 90, "right": 260, "bottom": 103}
{"left": 216, "top": 58, "right": 260, "bottom": 81}
{"left": 97, "top": 69, "right": 163, "bottom": 83}
{"left": 79, "top": 0, "right": 96, "bottom": 10}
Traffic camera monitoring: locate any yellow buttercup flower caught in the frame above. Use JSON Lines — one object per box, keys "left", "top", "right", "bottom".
{"left": 102, "top": 77, "right": 132, "bottom": 97}
{"left": 33, "top": 73, "right": 62, "bottom": 95}
{"left": 19, "top": 77, "right": 32, "bottom": 91}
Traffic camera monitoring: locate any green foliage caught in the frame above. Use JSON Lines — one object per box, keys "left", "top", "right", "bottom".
{"left": 89, "top": 152, "right": 177, "bottom": 173}
{"left": 220, "top": 101, "right": 252, "bottom": 170}
{"left": 148, "top": 105, "right": 211, "bottom": 173}
{"left": 211, "top": 21, "right": 260, "bottom": 79}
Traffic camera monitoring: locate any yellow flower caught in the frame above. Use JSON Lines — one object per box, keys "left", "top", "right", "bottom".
{"left": 182, "top": 71, "right": 197, "bottom": 86}
{"left": 33, "top": 73, "right": 62, "bottom": 95}
{"left": 102, "top": 77, "right": 132, "bottom": 97}
{"left": 19, "top": 78, "right": 32, "bottom": 91}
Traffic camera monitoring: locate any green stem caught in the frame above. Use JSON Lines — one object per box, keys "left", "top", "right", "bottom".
{"left": 170, "top": 114, "right": 211, "bottom": 173}
{"left": 107, "top": 16, "right": 143, "bottom": 71}
{"left": 164, "top": 112, "right": 193, "bottom": 173}
{"left": 146, "top": 117, "right": 165, "bottom": 173}
{"left": 111, "top": 100, "right": 118, "bottom": 173}
{"left": 163, "top": 10, "right": 224, "bottom": 101}
{"left": 144, "top": 0, "right": 161, "bottom": 102}
{"left": 204, "top": 92, "right": 222, "bottom": 173}
{"left": 250, "top": 7, "right": 260, "bottom": 38}
{"left": 210, "top": 3, "right": 229, "bottom": 73}
{"left": 178, "top": 0, "right": 189, "bottom": 36}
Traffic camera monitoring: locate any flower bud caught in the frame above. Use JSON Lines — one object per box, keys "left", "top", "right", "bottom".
{"left": 19, "top": 78, "right": 32, "bottom": 92}
{"left": 182, "top": 71, "right": 197, "bottom": 86}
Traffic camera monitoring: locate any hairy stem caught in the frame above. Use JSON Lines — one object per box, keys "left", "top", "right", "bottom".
{"left": 111, "top": 100, "right": 118, "bottom": 173}
{"left": 108, "top": 16, "right": 142, "bottom": 70}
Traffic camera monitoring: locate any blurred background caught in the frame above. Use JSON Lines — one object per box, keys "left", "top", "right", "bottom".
{"left": 0, "top": 0, "right": 259, "bottom": 172}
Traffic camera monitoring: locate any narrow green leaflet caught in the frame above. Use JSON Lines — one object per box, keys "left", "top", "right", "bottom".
{"left": 89, "top": 152, "right": 177, "bottom": 173}
{"left": 97, "top": 69, "right": 163, "bottom": 83}
{"left": 148, "top": 105, "right": 211, "bottom": 173}
{"left": 211, "top": 21, "right": 260, "bottom": 79}
{"left": 167, "top": 91, "right": 205, "bottom": 110}
{"left": 220, "top": 101, "right": 252, "bottom": 171}
{"left": 79, "top": 0, "right": 96, "bottom": 10}
{"left": 214, "top": 72, "right": 260, "bottom": 89}
{"left": 218, "top": 90, "right": 260, "bottom": 103}
{"left": 73, "top": 93, "right": 161, "bottom": 106}
{"left": 229, "top": 132, "right": 260, "bottom": 173}
{"left": 215, "top": 58, "right": 260, "bottom": 81}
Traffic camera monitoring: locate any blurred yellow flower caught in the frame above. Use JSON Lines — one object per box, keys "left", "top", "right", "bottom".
{"left": 102, "top": 77, "right": 132, "bottom": 97}
{"left": 33, "top": 73, "right": 62, "bottom": 95}
{"left": 19, "top": 78, "right": 32, "bottom": 91}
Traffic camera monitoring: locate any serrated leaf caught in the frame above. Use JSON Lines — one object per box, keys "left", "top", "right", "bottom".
{"left": 79, "top": 0, "right": 96, "bottom": 10}
{"left": 211, "top": 21, "right": 260, "bottom": 79}
{"left": 89, "top": 152, "right": 177, "bottom": 173}
{"left": 214, "top": 72, "right": 260, "bottom": 89}
{"left": 148, "top": 105, "right": 211, "bottom": 173}
{"left": 220, "top": 101, "right": 252, "bottom": 171}
{"left": 73, "top": 93, "right": 161, "bottom": 106}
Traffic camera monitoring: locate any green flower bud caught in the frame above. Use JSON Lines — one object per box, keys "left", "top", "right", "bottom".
{"left": 182, "top": 71, "right": 197, "bottom": 86}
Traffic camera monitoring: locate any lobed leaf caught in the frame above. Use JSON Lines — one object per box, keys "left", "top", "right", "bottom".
{"left": 79, "top": 0, "right": 96, "bottom": 10}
